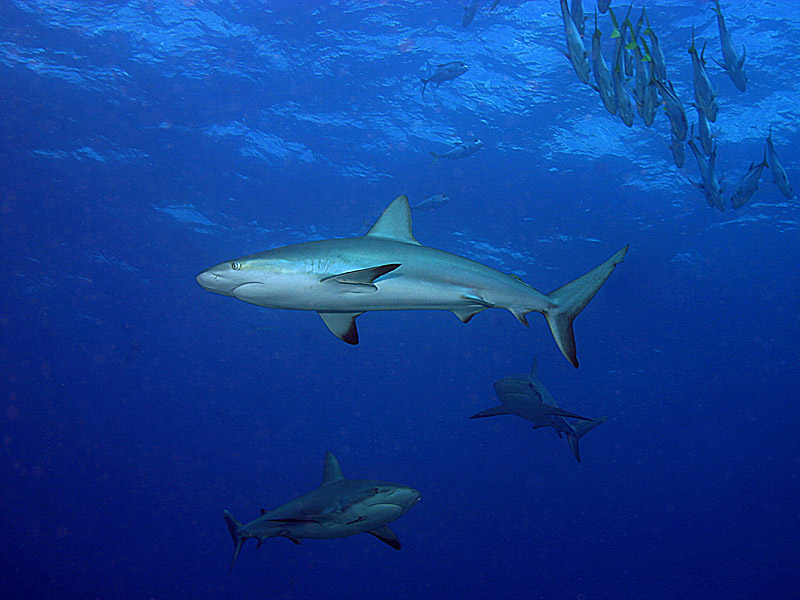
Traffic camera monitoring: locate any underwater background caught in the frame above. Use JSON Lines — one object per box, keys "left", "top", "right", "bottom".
{"left": 2, "top": 1, "right": 799, "bottom": 598}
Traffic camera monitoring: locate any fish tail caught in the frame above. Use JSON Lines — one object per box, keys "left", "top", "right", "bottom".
{"left": 543, "top": 246, "right": 628, "bottom": 368}
{"left": 223, "top": 510, "right": 247, "bottom": 573}
{"left": 430, "top": 151, "right": 439, "bottom": 165}
{"left": 566, "top": 417, "right": 608, "bottom": 462}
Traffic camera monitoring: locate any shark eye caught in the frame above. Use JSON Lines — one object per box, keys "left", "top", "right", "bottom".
{"left": 231, "top": 262, "right": 241, "bottom": 270}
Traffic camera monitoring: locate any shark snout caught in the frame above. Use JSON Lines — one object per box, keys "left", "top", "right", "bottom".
{"left": 196, "top": 269, "right": 230, "bottom": 295}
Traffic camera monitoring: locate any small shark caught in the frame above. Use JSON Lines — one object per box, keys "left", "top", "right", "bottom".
{"left": 223, "top": 452, "right": 420, "bottom": 572}
{"left": 430, "top": 139, "right": 483, "bottom": 163}
{"left": 765, "top": 125, "right": 794, "bottom": 199}
{"left": 471, "top": 358, "right": 608, "bottom": 462}
{"left": 197, "top": 196, "right": 628, "bottom": 368}
{"left": 421, "top": 61, "right": 469, "bottom": 96}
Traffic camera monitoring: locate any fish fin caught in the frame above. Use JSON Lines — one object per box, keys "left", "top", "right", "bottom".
{"left": 530, "top": 356, "right": 538, "bottom": 376}
{"left": 223, "top": 510, "right": 246, "bottom": 573}
{"left": 543, "top": 405, "right": 594, "bottom": 421}
{"left": 267, "top": 517, "right": 324, "bottom": 524}
{"left": 318, "top": 312, "right": 363, "bottom": 345}
{"left": 738, "top": 45, "right": 746, "bottom": 68}
{"left": 287, "top": 537, "right": 302, "bottom": 545}
{"left": 543, "top": 246, "right": 629, "bottom": 368}
{"left": 451, "top": 306, "right": 487, "bottom": 323}
{"left": 470, "top": 405, "right": 513, "bottom": 419}
{"left": 509, "top": 308, "right": 530, "bottom": 326}
{"left": 321, "top": 264, "right": 401, "bottom": 292}
{"left": 321, "top": 450, "right": 344, "bottom": 485}
{"left": 368, "top": 525, "right": 401, "bottom": 550}
{"left": 366, "top": 195, "right": 420, "bottom": 244}
{"left": 430, "top": 151, "right": 439, "bottom": 165}
{"left": 566, "top": 416, "right": 609, "bottom": 462}
{"left": 709, "top": 55, "right": 724, "bottom": 69}
{"left": 420, "top": 78, "right": 427, "bottom": 95}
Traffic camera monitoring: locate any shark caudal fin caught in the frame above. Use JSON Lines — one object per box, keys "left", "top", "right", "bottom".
{"left": 223, "top": 510, "right": 246, "bottom": 573}
{"left": 544, "top": 246, "right": 628, "bottom": 368}
{"left": 566, "top": 416, "right": 608, "bottom": 462}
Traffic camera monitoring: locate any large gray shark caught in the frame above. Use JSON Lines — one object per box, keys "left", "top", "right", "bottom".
{"left": 471, "top": 358, "right": 608, "bottom": 462}
{"left": 223, "top": 452, "right": 420, "bottom": 572}
{"left": 197, "top": 196, "right": 628, "bottom": 368}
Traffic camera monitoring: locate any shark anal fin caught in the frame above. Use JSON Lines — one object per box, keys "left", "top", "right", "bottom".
{"left": 470, "top": 405, "right": 513, "bottom": 419}
{"left": 368, "top": 525, "right": 401, "bottom": 550}
{"left": 321, "top": 264, "right": 400, "bottom": 292}
{"left": 318, "top": 312, "right": 363, "bottom": 345}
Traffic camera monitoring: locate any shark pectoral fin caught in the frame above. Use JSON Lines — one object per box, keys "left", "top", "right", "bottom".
{"left": 321, "top": 264, "right": 401, "bottom": 292}
{"left": 318, "top": 312, "right": 363, "bottom": 345}
{"left": 368, "top": 525, "right": 402, "bottom": 550}
{"left": 470, "top": 405, "right": 512, "bottom": 419}
{"left": 267, "top": 517, "right": 323, "bottom": 525}
{"left": 287, "top": 537, "right": 302, "bottom": 545}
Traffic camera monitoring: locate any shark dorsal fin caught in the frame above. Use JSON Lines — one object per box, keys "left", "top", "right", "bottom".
{"left": 365, "top": 196, "right": 420, "bottom": 245}
{"left": 321, "top": 451, "right": 344, "bottom": 486}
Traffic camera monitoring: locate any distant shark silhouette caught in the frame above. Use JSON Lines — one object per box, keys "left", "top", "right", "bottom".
{"left": 197, "top": 195, "right": 628, "bottom": 368}
{"left": 471, "top": 358, "right": 607, "bottom": 462}
{"left": 223, "top": 452, "right": 420, "bottom": 572}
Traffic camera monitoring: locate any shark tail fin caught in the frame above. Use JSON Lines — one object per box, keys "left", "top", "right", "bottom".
{"left": 430, "top": 151, "right": 439, "bottom": 165}
{"left": 543, "top": 246, "right": 629, "bottom": 368}
{"left": 223, "top": 510, "right": 246, "bottom": 574}
{"left": 566, "top": 416, "right": 609, "bottom": 462}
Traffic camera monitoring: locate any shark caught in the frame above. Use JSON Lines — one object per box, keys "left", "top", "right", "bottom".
{"left": 196, "top": 195, "right": 628, "bottom": 368}
{"left": 223, "top": 452, "right": 420, "bottom": 572}
{"left": 471, "top": 358, "right": 608, "bottom": 462}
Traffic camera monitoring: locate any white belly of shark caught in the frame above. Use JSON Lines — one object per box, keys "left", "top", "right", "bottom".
{"left": 197, "top": 195, "right": 628, "bottom": 368}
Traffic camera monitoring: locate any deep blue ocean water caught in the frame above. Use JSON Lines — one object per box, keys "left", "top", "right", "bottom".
{"left": 2, "top": 1, "right": 799, "bottom": 598}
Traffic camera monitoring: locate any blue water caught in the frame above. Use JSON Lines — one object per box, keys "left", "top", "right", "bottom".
{"left": 2, "top": 1, "right": 799, "bottom": 598}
